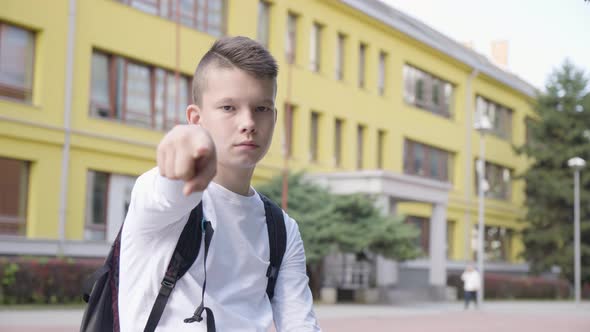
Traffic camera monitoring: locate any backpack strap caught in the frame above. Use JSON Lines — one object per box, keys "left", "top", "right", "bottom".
{"left": 144, "top": 203, "right": 204, "bottom": 332}
{"left": 259, "top": 194, "right": 287, "bottom": 301}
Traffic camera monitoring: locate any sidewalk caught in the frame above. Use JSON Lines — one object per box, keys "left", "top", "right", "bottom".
{"left": 1, "top": 301, "right": 589, "bottom": 331}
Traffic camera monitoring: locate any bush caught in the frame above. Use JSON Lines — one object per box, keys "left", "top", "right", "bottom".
{"left": 583, "top": 283, "right": 590, "bottom": 299}
{"left": 447, "top": 272, "right": 570, "bottom": 300}
{"left": 0, "top": 256, "right": 103, "bottom": 305}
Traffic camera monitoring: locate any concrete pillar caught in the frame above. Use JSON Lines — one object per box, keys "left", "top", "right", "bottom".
{"left": 376, "top": 255, "right": 398, "bottom": 286}
{"left": 374, "top": 195, "right": 390, "bottom": 215}
{"left": 429, "top": 203, "right": 448, "bottom": 286}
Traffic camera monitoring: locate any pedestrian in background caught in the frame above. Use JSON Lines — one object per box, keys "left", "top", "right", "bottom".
{"left": 461, "top": 265, "right": 481, "bottom": 309}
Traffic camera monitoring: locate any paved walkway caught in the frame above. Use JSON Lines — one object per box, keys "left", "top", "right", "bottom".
{"left": 1, "top": 301, "right": 589, "bottom": 331}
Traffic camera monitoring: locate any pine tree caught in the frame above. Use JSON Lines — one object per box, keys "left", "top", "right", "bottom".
{"left": 517, "top": 60, "right": 590, "bottom": 284}
{"left": 257, "top": 172, "right": 419, "bottom": 297}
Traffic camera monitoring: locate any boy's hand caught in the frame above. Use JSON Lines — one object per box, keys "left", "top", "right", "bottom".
{"left": 157, "top": 125, "right": 217, "bottom": 196}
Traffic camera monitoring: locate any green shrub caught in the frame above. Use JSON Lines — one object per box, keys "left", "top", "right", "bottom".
{"left": 0, "top": 256, "right": 103, "bottom": 305}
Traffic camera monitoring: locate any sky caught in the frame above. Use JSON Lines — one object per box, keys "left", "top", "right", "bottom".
{"left": 380, "top": 0, "right": 590, "bottom": 90}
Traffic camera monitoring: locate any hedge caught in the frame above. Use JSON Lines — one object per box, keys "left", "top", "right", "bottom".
{"left": 448, "top": 272, "right": 573, "bottom": 299}
{"left": 0, "top": 256, "right": 103, "bottom": 305}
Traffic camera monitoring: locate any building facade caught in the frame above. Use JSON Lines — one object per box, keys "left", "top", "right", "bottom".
{"left": 0, "top": 0, "right": 535, "bottom": 297}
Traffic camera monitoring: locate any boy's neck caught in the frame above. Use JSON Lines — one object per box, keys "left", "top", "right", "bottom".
{"left": 212, "top": 164, "right": 255, "bottom": 196}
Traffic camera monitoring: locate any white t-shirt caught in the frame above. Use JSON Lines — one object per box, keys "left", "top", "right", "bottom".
{"left": 118, "top": 167, "right": 321, "bottom": 331}
{"left": 461, "top": 270, "right": 481, "bottom": 292}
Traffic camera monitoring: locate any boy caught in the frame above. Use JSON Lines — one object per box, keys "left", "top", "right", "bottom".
{"left": 118, "top": 36, "right": 321, "bottom": 331}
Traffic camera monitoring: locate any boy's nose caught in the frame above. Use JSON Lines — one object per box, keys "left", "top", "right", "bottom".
{"left": 238, "top": 110, "right": 256, "bottom": 134}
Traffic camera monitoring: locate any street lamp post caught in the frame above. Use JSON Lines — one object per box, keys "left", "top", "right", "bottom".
{"left": 474, "top": 114, "right": 492, "bottom": 307}
{"left": 568, "top": 156, "right": 586, "bottom": 304}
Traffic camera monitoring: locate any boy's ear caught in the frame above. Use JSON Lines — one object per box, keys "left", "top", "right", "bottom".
{"left": 274, "top": 107, "right": 277, "bottom": 123}
{"left": 186, "top": 104, "right": 201, "bottom": 125}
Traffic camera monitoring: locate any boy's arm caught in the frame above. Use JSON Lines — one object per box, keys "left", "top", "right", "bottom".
{"left": 124, "top": 167, "right": 203, "bottom": 234}
{"left": 271, "top": 214, "right": 321, "bottom": 332}
{"left": 124, "top": 124, "right": 216, "bottom": 234}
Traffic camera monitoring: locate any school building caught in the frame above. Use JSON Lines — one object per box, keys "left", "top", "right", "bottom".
{"left": 0, "top": 0, "right": 536, "bottom": 301}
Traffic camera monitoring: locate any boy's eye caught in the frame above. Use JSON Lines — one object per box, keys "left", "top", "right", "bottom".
{"left": 222, "top": 105, "right": 234, "bottom": 111}
{"left": 256, "top": 106, "right": 271, "bottom": 112}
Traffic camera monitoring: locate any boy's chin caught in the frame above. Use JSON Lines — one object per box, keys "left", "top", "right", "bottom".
{"left": 219, "top": 158, "right": 261, "bottom": 171}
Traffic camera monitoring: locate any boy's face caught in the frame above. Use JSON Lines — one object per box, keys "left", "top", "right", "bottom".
{"left": 188, "top": 66, "right": 276, "bottom": 171}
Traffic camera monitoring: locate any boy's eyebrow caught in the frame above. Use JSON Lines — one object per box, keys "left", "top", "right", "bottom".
{"left": 215, "top": 97, "right": 274, "bottom": 106}
{"left": 216, "top": 97, "right": 235, "bottom": 104}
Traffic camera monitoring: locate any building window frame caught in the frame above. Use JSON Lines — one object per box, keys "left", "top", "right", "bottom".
{"left": 310, "top": 22, "right": 323, "bottom": 72}
{"left": 0, "top": 22, "right": 35, "bottom": 103}
{"left": 119, "top": 0, "right": 227, "bottom": 38}
{"left": 404, "top": 139, "right": 452, "bottom": 182}
{"left": 358, "top": 42, "right": 367, "bottom": 89}
{"left": 257, "top": 0, "right": 271, "bottom": 48}
{"left": 476, "top": 95, "right": 513, "bottom": 141}
{"left": 378, "top": 51, "right": 387, "bottom": 96}
{"left": 0, "top": 157, "right": 30, "bottom": 236}
{"left": 285, "top": 12, "right": 298, "bottom": 64}
{"left": 90, "top": 50, "right": 192, "bottom": 131}
{"left": 403, "top": 64, "right": 454, "bottom": 118}
{"left": 335, "top": 33, "right": 346, "bottom": 81}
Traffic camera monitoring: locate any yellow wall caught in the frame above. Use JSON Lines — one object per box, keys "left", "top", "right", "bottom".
{"left": 0, "top": 0, "right": 535, "bottom": 263}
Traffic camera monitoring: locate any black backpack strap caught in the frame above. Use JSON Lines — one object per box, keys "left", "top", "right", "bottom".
{"left": 183, "top": 220, "right": 215, "bottom": 331}
{"left": 259, "top": 194, "right": 287, "bottom": 301}
{"left": 144, "top": 203, "right": 204, "bottom": 332}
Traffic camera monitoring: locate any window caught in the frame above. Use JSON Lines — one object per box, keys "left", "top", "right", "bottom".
{"left": 0, "top": 23, "right": 35, "bottom": 102}
{"left": 310, "top": 22, "right": 322, "bottom": 72}
{"left": 0, "top": 158, "right": 29, "bottom": 236}
{"left": 476, "top": 95, "right": 513, "bottom": 140}
{"left": 358, "top": 43, "right": 366, "bottom": 88}
{"left": 475, "top": 160, "right": 512, "bottom": 200}
{"left": 335, "top": 33, "right": 346, "bottom": 80}
{"left": 404, "top": 139, "right": 452, "bottom": 182}
{"left": 447, "top": 220, "right": 455, "bottom": 259}
{"left": 120, "top": 0, "right": 226, "bottom": 37}
{"left": 285, "top": 12, "right": 298, "bottom": 64}
{"left": 356, "top": 125, "right": 365, "bottom": 169}
{"left": 283, "top": 103, "right": 295, "bottom": 158}
{"left": 86, "top": 171, "right": 108, "bottom": 241}
{"left": 377, "top": 130, "right": 386, "bottom": 169}
{"left": 257, "top": 1, "right": 271, "bottom": 48}
{"left": 85, "top": 171, "right": 136, "bottom": 242}
{"left": 310, "top": 112, "right": 320, "bottom": 162}
{"left": 406, "top": 216, "right": 429, "bottom": 256}
{"left": 403, "top": 64, "right": 454, "bottom": 118}
{"left": 378, "top": 51, "right": 386, "bottom": 95}
{"left": 407, "top": 217, "right": 455, "bottom": 258}
{"left": 471, "top": 225, "right": 513, "bottom": 262}
{"left": 334, "top": 118, "right": 343, "bottom": 167}
{"left": 90, "top": 51, "right": 191, "bottom": 131}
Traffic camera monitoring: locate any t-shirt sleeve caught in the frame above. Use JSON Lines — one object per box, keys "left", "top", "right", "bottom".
{"left": 271, "top": 213, "right": 321, "bottom": 332}
{"left": 123, "top": 167, "right": 203, "bottom": 235}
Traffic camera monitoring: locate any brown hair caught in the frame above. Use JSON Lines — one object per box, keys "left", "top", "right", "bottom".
{"left": 192, "top": 36, "right": 278, "bottom": 106}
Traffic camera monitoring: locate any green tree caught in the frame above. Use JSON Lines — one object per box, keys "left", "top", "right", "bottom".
{"left": 516, "top": 60, "right": 590, "bottom": 284}
{"left": 257, "top": 172, "right": 419, "bottom": 297}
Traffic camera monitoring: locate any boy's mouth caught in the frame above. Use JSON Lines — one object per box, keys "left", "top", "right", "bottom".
{"left": 235, "top": 141, "right": 259, "bottom": 148}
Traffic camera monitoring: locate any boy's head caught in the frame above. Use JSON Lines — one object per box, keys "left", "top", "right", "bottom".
{"left": 187, "top": 36, "right": 279, "bottom": 172}
{"left": 192, "top": 36, "right": 278, "bottom": 107}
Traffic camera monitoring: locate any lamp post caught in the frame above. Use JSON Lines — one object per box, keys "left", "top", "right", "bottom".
{"left": 474, "top": 114, "right": 492, "bottom": 306}
{"left": 567, "top": 156, "right": 586, "bottom": 304}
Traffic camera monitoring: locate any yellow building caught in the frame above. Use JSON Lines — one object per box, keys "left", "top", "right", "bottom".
{"left": 0, "top": 0, "right": 535, "bottom": 297}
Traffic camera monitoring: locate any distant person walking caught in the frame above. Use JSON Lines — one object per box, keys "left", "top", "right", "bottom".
{"left": 461, "top": 265, "right": 481, "bottom": 309}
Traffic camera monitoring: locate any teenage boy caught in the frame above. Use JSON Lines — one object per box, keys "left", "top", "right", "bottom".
{"left": 118, "top": 36, "right": 321, "bottom": 331}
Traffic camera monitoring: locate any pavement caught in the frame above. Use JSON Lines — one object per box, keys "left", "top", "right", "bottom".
{"left": 1, "top": 301, "right": 589, "bottom": 331}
